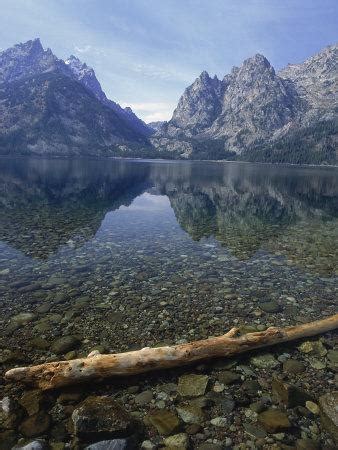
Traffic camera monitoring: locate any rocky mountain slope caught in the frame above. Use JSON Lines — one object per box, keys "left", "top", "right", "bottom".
{"left": 154, "top": 44, "right": 337, "bottom": 163}
{"left": 0, "top": 39, "right": 336, "bottom": 163}
{"left": 65, "top": 54, "right": 152, "bottom": 137}
{"left": 0, "top": 39, "right": 152, "bottom": 156}
{"left": 147, "top": 121, "right": 166, "bottom": 132}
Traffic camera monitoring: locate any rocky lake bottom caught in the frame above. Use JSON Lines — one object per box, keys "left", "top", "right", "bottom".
{"left": 0, "top": 157, "right": 337, "bottom": 449}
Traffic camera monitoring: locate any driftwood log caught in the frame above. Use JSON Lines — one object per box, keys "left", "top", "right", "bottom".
{"left": 5, "top": 314, "right": 338, "bottom": 390}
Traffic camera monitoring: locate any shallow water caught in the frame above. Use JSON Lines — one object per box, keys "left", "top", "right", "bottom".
{"left": 0, "top": 157, "right": 337, "bottom": 355}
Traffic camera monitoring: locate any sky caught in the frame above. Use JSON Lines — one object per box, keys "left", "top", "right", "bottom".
{"left": 0, "top": 0, "right": 337, "bottom": 122}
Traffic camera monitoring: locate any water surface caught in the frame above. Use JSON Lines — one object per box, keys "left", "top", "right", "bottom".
{"left": 0, "top": 158, "right": 337, "bottom": 355}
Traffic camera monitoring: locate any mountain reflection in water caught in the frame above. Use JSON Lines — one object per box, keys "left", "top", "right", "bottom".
{"left": 0, "top": 157, "right": 337, "bottom": 275}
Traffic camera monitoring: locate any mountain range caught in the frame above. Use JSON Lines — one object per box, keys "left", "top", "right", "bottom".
{"left": 153, "top": 44, "right": 337, "bottom": 164}
{"left": 0, "top": 39, "right": 154, "bottom": 157}
{"left": 0, "top": 39, "right": 337, "bottom": 164}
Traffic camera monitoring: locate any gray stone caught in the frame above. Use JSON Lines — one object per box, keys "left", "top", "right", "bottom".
{"left": 51, "top": 335, "right": 80, "bottom": 354}
{"left": 259, "top": 301, "right": 281, "bottom": 313}
{"left": 243, "top": 422, "right": 267, "bottom": 438}
{"left": 0, "top": 396, "right": 21, "bottom": 430}
{"left": 85, "top": 440, "right": 128, "bottom": 450}
{"left": 135, "top": 390, "right": 153, "bottom": 406}
{"left": 12, "top": 441, "right": 47, "bottom": 450}
{"left": 319, "top": 391, "right": 338, "bottom": 443}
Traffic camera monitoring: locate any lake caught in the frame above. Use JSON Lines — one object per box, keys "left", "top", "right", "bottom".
{"left": 0, "top": 157, "right": 337, "bottom": 448}
{"left": 0, "top": 157, "right": 337, "bottom": 351}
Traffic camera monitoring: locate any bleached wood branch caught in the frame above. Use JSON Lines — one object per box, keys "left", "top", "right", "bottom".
{"left": 5, "top": 314, "right": 338, "bottom": 390}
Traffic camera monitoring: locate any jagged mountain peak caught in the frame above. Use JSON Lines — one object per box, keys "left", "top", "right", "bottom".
{"left": 278, "top": 42, "right": 338, "bottom": 112}
{"left": 198, "top": 70, "right": 210, "bottom": 81}
{"left": 14, "top": 38, "right": 44, "bottom": 54}
{"left": 0, "top": 38, "right": 67, "bottom": 85}
{"left": 280, "top": 43, "right": 338, "bottom": 79}
{"left": 243, "top": 53, "right": 271, "bottom": 67}
{"left": 239, "top": 53, "right": 275, "bottom": 79}
{"left": 65, "top": 55, "right": 90, "bottom": 72}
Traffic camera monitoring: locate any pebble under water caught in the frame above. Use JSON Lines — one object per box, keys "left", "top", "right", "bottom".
{"left": 0, "top": 157, "right": 337, "bottom": 449}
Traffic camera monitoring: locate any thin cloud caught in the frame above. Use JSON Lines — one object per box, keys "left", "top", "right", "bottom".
{"left": 121, "top": 102, "right": 175, "bottom": 122}
{"left": 74, "top": 45, "right": 92, "bottom": 54}
{"left": 144, "top": 111, "right": 171, "bottom": 122}
{"left": 122, "top": 102, "right": 172, "bottom": 112}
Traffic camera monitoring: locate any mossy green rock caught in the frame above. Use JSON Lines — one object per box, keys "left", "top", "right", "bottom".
{"left": 177, "top": 375, "right": 209, "bottom": 397}
{"left": 163, "top": 433, "right": 188, "bottom": 448}
{"left": 146, "top": 409, "right": 179, "bottom": 435}
{"left": 250, "top": 353, "right": 279, "bottom": 369}
{"left": 176, "top": 404, "right": 204, "bottom": 424}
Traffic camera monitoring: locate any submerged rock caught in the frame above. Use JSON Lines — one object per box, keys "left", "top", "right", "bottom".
{"left": 163, "top": 433, "right": 189, "bottom": 448}
{"left": 283, "top": 359, "right": 306, "bottom": 375}
{"left": 19, "top": 390, "right": 51, "bottom": 416}
{"left": 19, "top": 411, "right": 51, "bottom": 437}
{"left": 72, "top": 396, "right": 136, "bottom": 442}
{"left": 12, "top": 441, "right": 47, "bottom": 450}
{"left": 51, "top": 335, "right": 80, "bottom": 354}
{"left": 134, "top": 390, "right": 153, "bottom": 406}
{"left": 217, "top": 370, "right": 241, "bottom": 385}
{"left": 250, "top": 353, "right": 279, "bottom": 369}
{"left": 11, "top": 312, "right": 36, "bottom": 325}
{"left": 176, "top": 404, "right": 204, "bottom": 424}
{"left": 0, "top": 396, "right": 21, "bottom": 430}
{"left": 84, "top": 440, "right": 128, "bottom": 450}
{"left": 146, "top": 409, "right": 179, "bottom": 435}
{"left": 319, "top": 391, "right": 338, "bottom": 443}
{"left": 258, "top": 409, "right": 291, "bottom": 433}
{"left": 0, "top": 430, "right": 16, "bottom": 450}
{"left": 259, "top": 301, "right": 281, "bottom": 313}
{"left": 272, "top": 379, "right": 314, "bottom": 407}
{"left": 298, "top": 340, "right": 327, "bottom": 356}
{"left": 177, "top": 374, "right": 209, "bottom": 397}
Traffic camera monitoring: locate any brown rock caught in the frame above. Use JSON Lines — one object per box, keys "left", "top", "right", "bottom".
{"left": 71, "top": 396, "right": 135, "bottom": 441}
{"left": 272, "top": 379, "right": 314, "bottom": 408}
{"left": 19, "top": 390, "right": 51, "bottom": 416}
{"left": 146, "top": 409, "right": 180, "bottom": 435}
{"left": 19, "top": 411, "right": 51, "bottom": 437}
{"left": 258, "top": 409, "right": 290, "bottom": 433}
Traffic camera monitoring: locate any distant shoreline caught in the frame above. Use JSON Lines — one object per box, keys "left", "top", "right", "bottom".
{"left": 0, "top": 154, "right": 337, "bottom": 169}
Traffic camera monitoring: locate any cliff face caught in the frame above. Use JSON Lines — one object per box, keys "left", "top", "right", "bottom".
{"left": 0, "top": 72, "right": 147, "bottom": 156}
{"left": 154, "top": 44, "right": 337, "bottom": 163}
